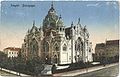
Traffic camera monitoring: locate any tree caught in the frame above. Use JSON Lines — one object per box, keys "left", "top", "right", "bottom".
{"left": 0, "top": 51, "right": 7, "bottom": 69}
{"left": 0, "top": 51, "right": 7, "bottom": 61}
{"left": 25, "top": 56, "right": 44, "bottom": 76}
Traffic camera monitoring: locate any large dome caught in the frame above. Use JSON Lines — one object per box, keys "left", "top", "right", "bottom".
{"left": 43, "top": 2, "right": 64, "bottom": 31}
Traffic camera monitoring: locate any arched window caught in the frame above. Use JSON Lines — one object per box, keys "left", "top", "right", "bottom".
{"left": 75, "top": 37, "right": 83, "bottom": 52}
{"left": 75, "top": 41, "right": 77, "bottom": 51}
{"left": 63, "top": 28, "right": 64, "bottom": 31}
{"left": 43, "top": 41, "right": 49, "bottom": 52}
{"left": 89, "top": 49, "right": 91, "bottom": 52}
{"left": 63, "top": 44, "right": 67, "bottom": 51}
{"left": 54, "top": 43, "right": 59, "bottom": 51}
{"left": 74, "top": 26, "right": 75, "bottom": 29}
{"left": 60, "top": 27, "right": 62, "bottom": 31}
{"left": 54, "top": 55, "right": 57, "bottom": 63}
{"left": 30, "top": 38, "right": 39, "bottom": 55}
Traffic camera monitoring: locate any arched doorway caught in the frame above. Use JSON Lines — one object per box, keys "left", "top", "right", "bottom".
{"left": 54, "top": 55, "right": 57, "bottom": 64}
{"left": 43, "top": 41, "right": 49, "bottom": 52}
{"left": 43, "top": 41, "right": 50, "bottom": 64}
{"left": 30, "top": 38, "right": 39, "bottom": 58}
{"left": 75, "top": 37, "right": 83, "bottom": 62}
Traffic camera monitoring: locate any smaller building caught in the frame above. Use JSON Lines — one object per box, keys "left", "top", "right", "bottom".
{"left": 94, "top": 43, "right": 105, "bottom": 61}
{"left": 3, "top": 47, "right": 21, "bottom": 58}
{"left": 94, "top": 40, "right": 119, "bottom": 63}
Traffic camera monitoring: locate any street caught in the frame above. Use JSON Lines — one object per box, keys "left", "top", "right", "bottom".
{"left": 0, "top": 63, "right": 118, "bottom": 77}
{"left": 0, "top": 68, "right": 30, "bottom": 77}
{"left": 53, "top": 63, "right": 119, "bottom": 77}
{"left": 0, "top": 70, "right": 17, "bottom": 76}
{"left": 76, "top": 63, "right": 119, "bottom": 77}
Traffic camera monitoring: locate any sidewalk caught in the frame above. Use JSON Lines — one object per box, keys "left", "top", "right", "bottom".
{"left": 53, "top": 63, "right": 118, "bottom": 76}
{"left": 0, "top": 68, "right": 30, "bottom": 76}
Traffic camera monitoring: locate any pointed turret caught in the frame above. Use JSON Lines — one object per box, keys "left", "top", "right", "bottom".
{"left": 71, "top": 21, "right": 74, "bottom": 28}
{"left": 83, "top": 25, "right": 87, "bottom": 32}
{"left": 48, "top": 1, "right": 56, "bottom": 14}
{"left": 71, "top": 21, "right": 74, "bottom": 37}
{"left": 33, "top": 20, "right": 35, "bottom": 26}
{"left": 27, "top": 29, "right": 30, "bottom": 34}
{"left": 78, "top": 18, "right": 80, "bottom": 24}
{"left": 59, "top": 14, "right": 62, "bottom": 19}
{"left": 30, "top": 20, "right": 38, "bottom": 33}
{"left": 51, "top": 1, "right": 54, "bottom": 8}
{"left": 57, "top": 14, "right": 64, "bottom": 27}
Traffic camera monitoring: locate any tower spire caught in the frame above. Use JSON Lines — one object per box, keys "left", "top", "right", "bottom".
{"left": 51, "top": 1, "right": 54, "bottom": 8}
{"left": 33, "top": 20, "right": 35, "bottom": 26}
{"left": 78, "top": 17, "right": 80, "bottom": 24}
{"left": 48, "top": 1, "right": 55, "bottom": 14}
{"left": 71, "top": 21, "right": 74, "bottom": 27}
{"left": 59, "top": 14, "right": 62, "bottom": 19}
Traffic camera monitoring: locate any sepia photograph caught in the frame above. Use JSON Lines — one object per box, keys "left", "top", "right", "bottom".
{"left": 0, "top": 0, "right": 119, "bottom": 77}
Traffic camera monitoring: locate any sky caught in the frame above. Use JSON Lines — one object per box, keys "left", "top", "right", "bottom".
{"left": 0, "top": 1, "right": 119, "bottom": 52}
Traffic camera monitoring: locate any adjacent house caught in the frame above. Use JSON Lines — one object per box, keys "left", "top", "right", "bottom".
{"left": 94, "top": 40, "right": 119, "bottom": 62}
{"left": 3, "top": 47, "right": 21, "bottom": 58}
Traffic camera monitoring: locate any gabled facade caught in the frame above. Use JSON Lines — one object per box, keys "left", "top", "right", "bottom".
{"left": 21, "top": 3, "right": 93, "bottom": 65}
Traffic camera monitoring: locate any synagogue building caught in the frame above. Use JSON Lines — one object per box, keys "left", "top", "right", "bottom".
{"left": 21, "top": 3, "right": 93, "bottom": 65}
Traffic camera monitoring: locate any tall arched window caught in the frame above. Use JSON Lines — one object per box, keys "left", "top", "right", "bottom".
{"left": 30, "top": 38, "right": 38, "bottom": 55}
{"left": 75, "top": 41, "right": 77, "bottom": 51}
{"left": 77, "top": 37, "right": 82, "bottom": 52}
{"left": 63, "top": 44, "right": 67, "bottom": 51}
{"left": 54, "top": 43, "right": 59, "bottom": 51}
{"left": 43, "top": 41, "right": 49, "bottom": 52}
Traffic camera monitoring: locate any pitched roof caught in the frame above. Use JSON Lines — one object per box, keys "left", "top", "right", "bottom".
{"left": 106, "top": 40, "right": 119, "bottom": 45}
{"left": 4, "top": 47, "right": 21, "bottom": 51}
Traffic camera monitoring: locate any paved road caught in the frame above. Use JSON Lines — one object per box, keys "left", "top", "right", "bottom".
{"left": 53, "top": 63, "right": 118, "bottom": 77}
{"left": 0, "top": 70, "right": 17, "bottom": 76}
{"left": 0, "top": 68, "right": 30, "bottom": 77}
{"left": 0, "top": 63, "right": 118, "bottom": 77}
{"left": 76, "top": 64, "right": 119, "bottom": 77}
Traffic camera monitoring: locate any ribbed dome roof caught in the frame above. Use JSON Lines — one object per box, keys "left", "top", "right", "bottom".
{"left": 43, "top": 2, "right": 64, "bottom": 31}
{"left": 45, "top": 2, "right": 59, "bottom": 22}
{"left": 30, "top": 21, "right": 38, "bottom": 33}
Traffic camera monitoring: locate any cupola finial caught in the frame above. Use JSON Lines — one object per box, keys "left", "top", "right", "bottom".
{"left": 33, "top": 20, "right": 35, "bottom": 26}
{"left": 51, "top": 1, "right": 54, "bottom": 8}
{"left": 59, "top": 14, "right": 62, "bottom": 19}
{"left": 71, "top": 21, "right": 74, "bottom": 27}
{"left": 78, "top": 17, "right": 80, "bottom": 24}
